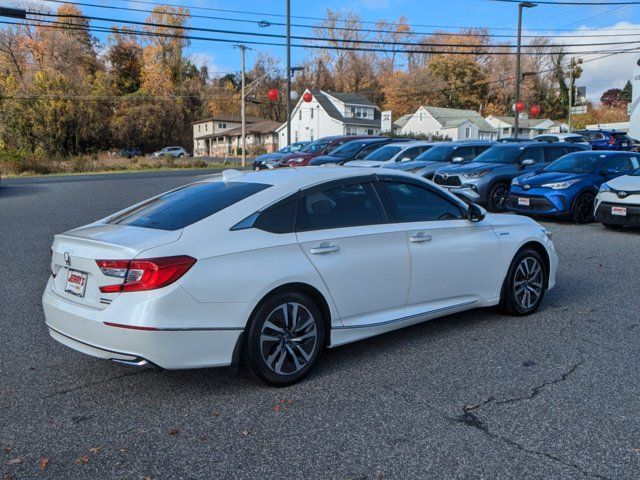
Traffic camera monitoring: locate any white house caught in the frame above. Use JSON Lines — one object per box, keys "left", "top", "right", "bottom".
{"left": 485, "top": 115, "right": 569, "bottom": 139}
{"left": 277, "top": 89, "right": 381, "bottom": 148}
{"left": 400, "top": 106, "right": 498, "bottom": 140}
{"left": 193, "top": 114, "right": 266, "bottom": 157}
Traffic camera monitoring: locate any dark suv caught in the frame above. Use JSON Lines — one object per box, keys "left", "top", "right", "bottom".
{"left": 433, "top": 142, "right": 589, "bottom": 211}
{"left": 574, "top": 130, "right": 634, "bottom": 151}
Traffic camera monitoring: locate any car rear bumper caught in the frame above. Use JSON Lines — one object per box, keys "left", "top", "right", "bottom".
{"left": 42, "top": 283, "right": 243, "bottom": 369}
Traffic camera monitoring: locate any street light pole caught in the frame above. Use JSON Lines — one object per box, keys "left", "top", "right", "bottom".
{"left": 286, "top": 0, "right": 291, "bottom": 146}
{"left": 514, "top": 2, "right": 536, "bottom": 139}
{"left": 235, "top": 44, "right": 251, "bottom": 167}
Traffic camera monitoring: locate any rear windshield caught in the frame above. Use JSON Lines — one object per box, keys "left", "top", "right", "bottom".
{"left": 108, "top": 181, "right": 270, "bottom": 230}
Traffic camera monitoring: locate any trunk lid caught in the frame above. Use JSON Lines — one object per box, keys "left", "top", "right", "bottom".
{"left": 50, "top": 224, "right": 182, "bottom": 309}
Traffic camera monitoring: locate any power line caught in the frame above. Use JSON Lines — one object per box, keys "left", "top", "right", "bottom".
{"left": 10, "top": 18, "right": 640, "bottom": 57}
{"left": 28, "top": 11, "right": 640, "bottom": 51}
{"left": 37, "top": 0, "right": 640, "bottom": 32}
{"left": 490, "top": 0, "right": 640, "bottom": 4}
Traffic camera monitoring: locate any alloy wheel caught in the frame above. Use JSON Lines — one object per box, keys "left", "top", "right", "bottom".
{"left": 513, "top": 256, "right": 544, "bottom": 310}
{"left": 492, "top": 185, "right": 509, "bottom": 211}
{"left": 260, "top": 302, "right": 318, "bottom": 376}
{"left": 574, "top": 193, "right": 595, "bottom": 223}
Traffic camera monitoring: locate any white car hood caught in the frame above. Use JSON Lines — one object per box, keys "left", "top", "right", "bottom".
{"left": 605, "top": 175, "right": 640, "bottom": 191}
{"left": 345, "top": 160, "right": 384, "bottom": 168}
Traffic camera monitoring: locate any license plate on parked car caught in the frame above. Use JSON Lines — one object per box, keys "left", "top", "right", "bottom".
{"left": 518, "top": 197, "right": 530, "bottom": 206}
{"left": 65, "top": 269, "right": 88, "bottom": 297}
{"left": 611, "top": 206, "right": 627, "bottom": 216}
{"left": 622, "top": 143, "right": 628, "bottom": 147}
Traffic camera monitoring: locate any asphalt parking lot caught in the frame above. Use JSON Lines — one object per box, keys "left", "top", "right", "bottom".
{"left": 1, "top": 169, "right": 640, "bottom": 479}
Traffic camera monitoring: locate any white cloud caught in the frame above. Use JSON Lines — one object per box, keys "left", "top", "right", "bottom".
{"left": 538, "top": 22, "right": 640, "bottom": 101}
{"left": 190, "top": 52, "right": 219, "bottom": 74}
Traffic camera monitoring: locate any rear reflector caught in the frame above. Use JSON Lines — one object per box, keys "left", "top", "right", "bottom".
{"left": 104, "top": 322, "right": 157, "bottom": 331}
{"left": 96, "top": 256, "right": 196, "bottom": 293}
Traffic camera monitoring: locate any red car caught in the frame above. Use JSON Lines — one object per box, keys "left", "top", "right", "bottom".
{"left": 279, "top": 135, "right": 375, "bottom": 167}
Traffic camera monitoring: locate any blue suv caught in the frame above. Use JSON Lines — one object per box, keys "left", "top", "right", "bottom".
{"left": 574, "top": 130, "right": 634, "bottom": 151}
{"left": 433, "top": 142, "right": 589, "bottom": 211}
{"left": 508, "top": 151, "right": 640, "bottom": 223}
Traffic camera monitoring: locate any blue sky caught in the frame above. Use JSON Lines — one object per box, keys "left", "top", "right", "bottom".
{"left": 16, "top": 0, "right": 640, "bottom": 98}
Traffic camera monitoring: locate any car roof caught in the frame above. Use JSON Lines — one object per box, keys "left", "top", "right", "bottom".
{"left": 568, "top": 150, "right": 640, "bottom": 157}
{"left": 383, "top": 141, "right": 434, "bottom": 148}
{"left": 206, "top": 166, "right": 415, "bottom": 190}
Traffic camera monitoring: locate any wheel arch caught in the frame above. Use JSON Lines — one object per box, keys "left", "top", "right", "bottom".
{"left": 518, "top": 241, "right": 551, "bottom": 289}
{"left": 247, "top": 282, "right": 333, "bottom": 346}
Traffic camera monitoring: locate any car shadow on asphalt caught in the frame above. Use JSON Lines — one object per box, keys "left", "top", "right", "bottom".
{"left": 0, "top": 184, "right": 44, "bottom": 198}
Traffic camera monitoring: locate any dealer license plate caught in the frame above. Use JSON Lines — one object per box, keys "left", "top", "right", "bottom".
{"left": 65, "top": 269, "right": 88, "bottom": 297}
{"left": 611, "top": 206, "right": 627, "bottom": 216}
{"left": 518, "top": 197, "right": 530, "bottom": 206}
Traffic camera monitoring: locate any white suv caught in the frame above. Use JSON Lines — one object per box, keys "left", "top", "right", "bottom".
{"left": 595, "top": 168, "right": 640, "bottom": 228}
{"left": 152, "top": 146, "right": 187, "bottom": 158}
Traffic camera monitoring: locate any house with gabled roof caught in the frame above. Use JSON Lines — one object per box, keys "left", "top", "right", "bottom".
{"left": 400, "top": 106, "right": 498, "bottom": 140}
{"left": 276, "top": 89, "right": 381, "bottom": 148}
{"left": 485, "top": 115, "right": 569, "bottom": 139}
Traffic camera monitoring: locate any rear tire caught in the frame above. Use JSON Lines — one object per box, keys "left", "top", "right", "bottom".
{"left": 570, "top": 192, "right": 595, "bottom": 224}
{"left": 245, "top": 292, "right": 324, "bottom": 386}
{"left": 488, "top": 182, "right": 510, "bottom": 212}
{"left": 500, "top": 248, "right": 547, "bottom": 316}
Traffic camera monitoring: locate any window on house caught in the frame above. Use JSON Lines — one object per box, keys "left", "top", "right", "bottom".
{"left": 367, "top": 129, "right": 374, "bottom": 135}
{"left": 350, "top": 106, "right": 356, "bottom": 118}
{"left": 218, "top": 123, "right": 226, "bottom": 129}
{"left": 294, "top": 131, "right": 298, "bottom": 142}
{"left": 464, "top": 126, "right": 471, "bottom": 139}
{"left": 310, "top": 129, "right": 314, "bottom": 141}
{"left": 503, "top": 128, "right": 509, "bottom": 135}
{"left": 299, "top": 110, "right": 302, "bottom": 120}
{"left": 310, "top": 108, "right": 314, "bottom": 119}
{"left": 198, "top": 125, "right": 201, "bottom": 132}
{"left": 205, "top": 124, "right": 208, "bottom": 131}
{"left": 419, "top": 112, "right": 424, "bottom": 122}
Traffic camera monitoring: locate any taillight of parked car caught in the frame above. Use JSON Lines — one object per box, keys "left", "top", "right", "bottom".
{"left": 96, "top": 256, "right": 196, "bottom": 293}
{"left": 609, "top": 137, "right": 616, "bottom": 145}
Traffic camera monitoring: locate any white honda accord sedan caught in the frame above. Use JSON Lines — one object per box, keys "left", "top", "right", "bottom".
{"left": 43, "top": 167, "right": 557, "bottom": 386}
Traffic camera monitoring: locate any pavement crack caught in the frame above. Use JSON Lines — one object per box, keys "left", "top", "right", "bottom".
{"left": 464, "top": 361, "right": 584, "bottom": 412}
{"left": 454, "top": 361, "right": 610, "bottom": 479}
{"left": 453, "top": 410, "right": 610, "bottom": 479}
{"left": 41, "top": 369, "right": 151, "bottom": 399}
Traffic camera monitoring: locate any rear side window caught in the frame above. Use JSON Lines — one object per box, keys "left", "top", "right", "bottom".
{"left": 109, "top": 181, "right": 270, "bottom": 230}
{"left": 545, "top": 146, "right": 569, "bottom": 162}
{"left": 297, "top": 182, "right": 385, "bottom": 231}
{"left": 254, "top": 198, "right": 297, "bottom": 234}
{"left": 381, "top": 182, "right": 463, "bottom": 222}
{"left": 603, "top": 156, "right": 638, "bottom": 173}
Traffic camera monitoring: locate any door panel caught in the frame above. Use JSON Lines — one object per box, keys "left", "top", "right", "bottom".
{"left": 297, "top": 225, "right": 410, "bottom": 326}
{"left": 404, "top": 220, "right": 502, "bottom": 312}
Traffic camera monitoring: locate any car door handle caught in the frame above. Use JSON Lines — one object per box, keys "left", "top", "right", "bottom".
{"left": 310, "top": 243, "right": 340, "bottom": 254}
{"left": 409, "top": 232, "right": 432, "bottom": 243}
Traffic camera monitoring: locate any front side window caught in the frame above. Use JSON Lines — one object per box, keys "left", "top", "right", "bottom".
{"left": 109, "top": 181, "right": 271, "bottom": 231}
{"left": 452, "top": 146, "right": 476, "bottom": 162}
{"left": 523, "top": 147, "right": 544, "bottom": 163}
{"left": 603, "top": 155, "right": 636, "bottom": 173}
{"left": 297, "top": 182, "right": 385, "bottom": 231}
{"left": 381, "top": 182, "right": 463, "bottom": 222}
{"left": 473, "top": 146, "right": 523, "bottom": 164}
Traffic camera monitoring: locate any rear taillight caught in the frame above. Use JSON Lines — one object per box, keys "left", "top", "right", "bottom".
{"left": 96, "top": 256, "right": 196, "bottom": 293}
{"left": 609, "top": 137, "right": 615, "bottom": 145}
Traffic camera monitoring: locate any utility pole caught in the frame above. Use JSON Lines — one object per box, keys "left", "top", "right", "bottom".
{"left": 285, "top": 0, "right": 292, "bottom": 146}
{"left": 514, "top": 2, "right": 536, "bottom": 139}
{"left": 235, "top": 44, "right": 251, "bottom": 167}
{"left": 567, "top": 57, "right": 583, "bottom": 132}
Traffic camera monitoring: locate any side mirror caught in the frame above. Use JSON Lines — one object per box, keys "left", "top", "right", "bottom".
{"left": 467, "top": 203, "right": 487, "bottom": 222}
{"left": 451, "top": 156, "right": 465, "bottom": 163}
{"left": 521, "top": 159, "right": 535, "bottom": 167}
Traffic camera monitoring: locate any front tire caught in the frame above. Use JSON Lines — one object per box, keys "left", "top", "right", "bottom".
{"left": 571, "top": 192, "right": 595, "bottom": 223}
{"left": 488, "top": 182, "right": 510, "bottom": 212}
{"left": 245, "top": 292, "right": 325, "bottom": 386}
{"left": 501, "top": 248, "right": 547, "bottom": 316}
{"left": 602, "top": 223, "right": 623, "bottom": 230}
